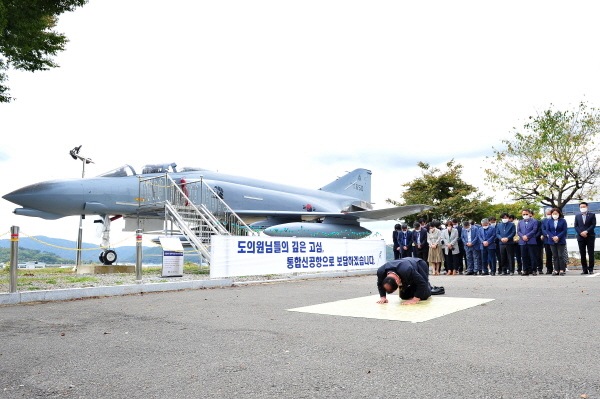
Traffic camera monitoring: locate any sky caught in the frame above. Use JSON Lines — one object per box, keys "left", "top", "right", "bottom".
{"left": 1, "top": 0, "right": 600, "bottom": 249}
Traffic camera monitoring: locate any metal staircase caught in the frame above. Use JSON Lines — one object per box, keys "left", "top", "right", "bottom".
{"left": 138, "top": 173, "right": 256, "bottom": 264}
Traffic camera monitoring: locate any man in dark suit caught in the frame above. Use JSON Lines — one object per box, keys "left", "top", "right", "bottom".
{"left": 376, "top": 257, "right": 444, "bottom": 305}
{"left": 452, "top": 218, "right": 465, "bottom": 274}
{"left": 461, "top": 221, "right": 481, "bottom": 275}
{"left": 574, "top": 202, "right": 596, "bottom": 274}
{"left": 489, "top": 216, "right": 501, "bottom": 266}
{"left": 412, "top": 221, "right": 429, "bottom": 264}
{"left": 517, "top": 209, "right": 540, "bottom": 276}
{"left": 397, "top": 224, "right": 413, "bottom": 258}
{"left": 509, "top": 214, "right": 523, "bottom": 274}
{"left": 541, "top": 208, "right": 554, "bottom": 274}
{"left": 535, "top": 211, "right": 545, "bottom": 274}
{"left": 497, "top": 212, "right": 516, "bottom": 275}
{"left": 392, "top": 224, "right": 402, "bottom": 260}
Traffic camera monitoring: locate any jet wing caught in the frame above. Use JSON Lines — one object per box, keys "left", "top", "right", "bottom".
{"left": 345, "top": 204, "right": 433, "bottom": 221}
{"left": 234, "top": 204, "right": 431, "bottom": 222}
{"left": 234, "top": 210, "right": 341, "bottom": 222}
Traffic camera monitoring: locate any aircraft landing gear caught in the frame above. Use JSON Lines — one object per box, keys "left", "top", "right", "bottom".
{"left": 99, "top": 249, "right": 117, "bottom": 265}
{"left": 95, "top": 214, "right": 121, "bottom": 266}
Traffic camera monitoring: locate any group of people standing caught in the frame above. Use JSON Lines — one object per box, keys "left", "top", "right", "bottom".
{"left": 392, "top": 202, "right": 596, "bottom": 276}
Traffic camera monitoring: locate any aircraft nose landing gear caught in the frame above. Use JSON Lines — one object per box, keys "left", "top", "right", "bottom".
{"left": 99, "top": 249, "right": 118, "bottom": 265}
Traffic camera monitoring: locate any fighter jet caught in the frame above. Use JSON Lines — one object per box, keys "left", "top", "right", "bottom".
{"left": 3, "top": 162, "right": 431, "bottom": 263}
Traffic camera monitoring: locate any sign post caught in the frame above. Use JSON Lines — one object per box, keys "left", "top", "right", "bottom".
{"left": 135, "top": 229, "right": 143, "bottom": 281}
{"left": 159, "top": 237, "right": 184, "bottom": 277}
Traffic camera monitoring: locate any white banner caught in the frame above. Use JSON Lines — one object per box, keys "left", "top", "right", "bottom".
{"left": 210, "top": 236, "right": 386, "bottom": 278}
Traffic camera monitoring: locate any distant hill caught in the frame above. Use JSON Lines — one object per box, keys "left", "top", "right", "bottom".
{"left": 0, "top": 247, "right": 76, "bottom": 264}
{"left": 0, "top": 236, "right": 203, "bottom": 264}
{"left": 0, "top": 236, "right": 134, "bottom": 262}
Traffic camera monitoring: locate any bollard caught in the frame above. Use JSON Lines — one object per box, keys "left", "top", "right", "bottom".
{"left": 136, "top": 229, "right": 143, "bottom": 281}
{"left": 9, "top": 226, "right": 19, "bottom": 293}
{"left": 75, "top": 217, "right": 83, "bottom": 270}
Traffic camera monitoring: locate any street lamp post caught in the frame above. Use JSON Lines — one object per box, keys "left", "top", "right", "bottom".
{"left": 69, "top": 146, "right": 93, "bottom": 270}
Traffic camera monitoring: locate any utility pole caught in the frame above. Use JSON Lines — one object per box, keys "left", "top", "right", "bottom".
{"left": 69, "top": 145, "right": 93, "bottom": 270}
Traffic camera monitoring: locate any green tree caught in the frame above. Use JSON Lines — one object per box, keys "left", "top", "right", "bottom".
{"left": 387, "top": 160, "right": 493, "bottom": 225}
{"left": 0, "top": 0, "right": 87, "bottom": 103}
{"left": 484, "top": 201, "right": 537, "bottom": 219}
{"left": 485, "top": 102, "right": 600, "bottom": 209}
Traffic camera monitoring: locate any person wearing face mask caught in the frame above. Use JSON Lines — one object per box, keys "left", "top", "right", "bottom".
{"left": 479, "top": 218, "right": 497, "bottom": 275}
{"left": 412, "top": 221, "right": 429, "bottom": 265}
{"left": 517, "top": 209, "right": 540, "bottom": 276}
{"left": 452, "top": 218, "right": 466, "bottom": 274}
{"left": 489, "top": 216, "right": 501, "bottom": 266}
{"left": 427, "top": 220, "right": 444, "bottom": 275}
{"left": 509, "top": 214, "right": 523, "bottom": 274}
{"left": 441, "top": 220, "right": 460, "bottom": 275}
{"left": 393, "top": 224, "right": 402, "bottom": 260}
{"left": 461, "top": 221, "right": 482, "bottom": 275}
{"left": 574, "top": 201, "right": 596, "bottom": 274}
{"left": 496, "top": 212, "right": 516, "bottom": 275}
{"left": 546, "top": 208, "right": 567, "bottom": 275}
{"left": 398, "top": 224, "right": 413, "bottom": 258}
{"left": 540, "top": 207, "right": 554, "bottom": 274}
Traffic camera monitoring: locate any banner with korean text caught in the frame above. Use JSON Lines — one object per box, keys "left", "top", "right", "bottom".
{"left": 210, "top": 236, "right": 387, "bottom": 278}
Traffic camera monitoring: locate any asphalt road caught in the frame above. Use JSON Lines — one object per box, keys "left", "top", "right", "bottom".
{"left": 1, "top": 273, "right": 599, "bottom": 399}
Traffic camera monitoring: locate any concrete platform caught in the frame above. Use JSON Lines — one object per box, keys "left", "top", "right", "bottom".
{"left": 76, "top": 264, "right": 136, "bottom": 274}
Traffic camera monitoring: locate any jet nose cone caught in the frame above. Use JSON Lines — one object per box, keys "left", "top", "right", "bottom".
{"left": 3, "top": 180, "right": 83, "bottom": 215}
{"left": 3, "top": 182, "right": 55, "bottom": 206}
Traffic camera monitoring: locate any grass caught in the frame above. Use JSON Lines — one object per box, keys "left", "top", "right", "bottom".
{"left": 63, "top": 276, "right": 98, "bottom": 283}
{"left": 45, "top": 279, "right": 58, "bottom": 284}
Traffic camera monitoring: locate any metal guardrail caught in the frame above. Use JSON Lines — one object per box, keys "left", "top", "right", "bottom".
{"left": 138, "top": 173, "right": 257, "bottom": 264}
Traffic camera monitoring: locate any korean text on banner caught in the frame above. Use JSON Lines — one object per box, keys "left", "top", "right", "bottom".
{"left": 210, "top": 236, "right": 386, "bottom": 278}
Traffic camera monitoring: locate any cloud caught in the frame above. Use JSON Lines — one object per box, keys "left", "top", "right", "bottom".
{"left": 313, "top": 146, "right": 494, "bottom": 170}
{"left": 0, "top": 152, "right": 9, "bottom": 162}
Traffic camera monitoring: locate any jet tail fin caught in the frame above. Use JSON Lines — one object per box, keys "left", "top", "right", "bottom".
{"left": 319, "top": 168, "right": 372, "bottom": 203}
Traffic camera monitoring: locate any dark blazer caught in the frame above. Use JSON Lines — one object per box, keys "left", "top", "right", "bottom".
{"left": 455, "top": 225, "right": 464, "bottom": 246}
{"left": 376, "top": 258, "right": 430, "bottom": 298}
{"left": 412, "top": 228, "right": 428, "bottom": 249}
{"left": 461, "top": 226, "right": 481, "bottom": 250}
{"left": 574, "top": 212, "right": 597, "bottom": 241}
{"left": 496, "top": 221, "right": 516, "bottom": 244}
{"left": 397, "top": 230, "right": 413, "bottom": 251}
{"left": 392, "top": 230, "right": 400, "bottom": 249}
{"left": 541, "top": 218, "right": 551, "bottom": 244}
{"left": 547, "top": 218, "right": 568, "bottom": 245}
{"left": 479, "top": 226, "right": 497, "bottom": 250}
{"left": 536, "top": 218, "right": 544, "bottom": 243}
{"left": 517, "top": 218, "right": 539, "bottom": 245}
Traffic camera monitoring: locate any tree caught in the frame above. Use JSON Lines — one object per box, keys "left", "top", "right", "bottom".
{"left": 484, "top": 201, "right": 537, "bottom": 219}
{"left": 485, "top": 102, "right": 600, "bottom": 209}
{"left": 0, "top": 0, "right": 88, "bottom": 103}
{"left": 387, "top": 160, "right": 494, "bottom": 225}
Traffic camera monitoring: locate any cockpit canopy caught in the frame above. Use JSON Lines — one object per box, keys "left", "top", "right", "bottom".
{"left": 141, "top": 162, "right": 178, "bottom": 174}
{"left": 97, "top": 163, "right": 210, "bottom": 177}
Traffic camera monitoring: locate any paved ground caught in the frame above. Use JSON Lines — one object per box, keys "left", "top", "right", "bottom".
{"left": 0, "top": 273, "right": 599, "bottom": 398}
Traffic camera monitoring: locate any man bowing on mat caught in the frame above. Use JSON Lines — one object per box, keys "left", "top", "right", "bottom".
{"left": 376, "top": 257, "right": 444, "bottom": 305}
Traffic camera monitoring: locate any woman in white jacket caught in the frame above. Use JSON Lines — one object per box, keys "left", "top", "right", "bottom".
{"left": 427, "top": 220, "right": 444, "bottom": 275}
{"left": 441, "top": 220, "right": 460, "bottom": 275}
